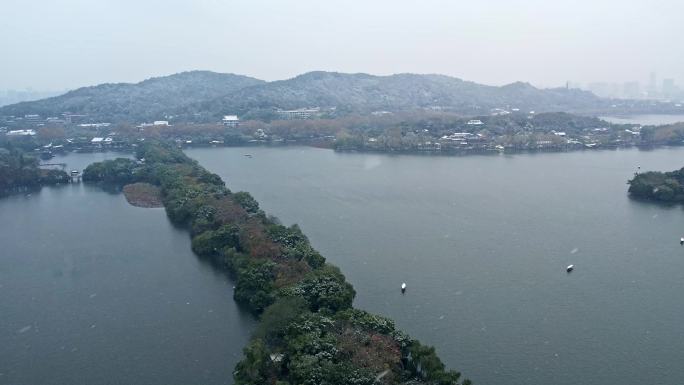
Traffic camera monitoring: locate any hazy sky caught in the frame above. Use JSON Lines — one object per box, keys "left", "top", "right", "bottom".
{"left": 1, "top": 0, "right": 683, "bottom": 91}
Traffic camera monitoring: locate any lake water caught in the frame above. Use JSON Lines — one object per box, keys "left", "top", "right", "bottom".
{"left": 0, "top": 152, "right": 254, "bottom": 385}
{"left": 600, "top": 114, "right": 684, "bottom": 125}
{"left": 187, "top": 146, "right": 684, "bottom": 385}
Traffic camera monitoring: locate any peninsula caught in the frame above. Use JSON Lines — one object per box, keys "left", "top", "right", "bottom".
{"left": 83, "top": 143, "right": 471, "bottom": 385}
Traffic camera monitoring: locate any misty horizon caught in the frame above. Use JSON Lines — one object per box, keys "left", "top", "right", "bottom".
{"left": 0, "top": 69, "right": 678, "bottom": 98}
{"left": 0, "top": 69, "right": 608, "bottom": 93}
{"left": 0, "top": 67, "right": 680, "bottom": 96}
{"left": 2, "top": 0, "right": 683, "bottom": 91}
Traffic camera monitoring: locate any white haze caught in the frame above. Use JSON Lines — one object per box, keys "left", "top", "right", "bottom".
{"left": 1, "top": 0, "right": 682, "bottom": 90}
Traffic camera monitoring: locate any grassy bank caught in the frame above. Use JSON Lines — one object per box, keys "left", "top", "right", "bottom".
{"left": 122, "top": 182, "right": 163, "bottom": 208}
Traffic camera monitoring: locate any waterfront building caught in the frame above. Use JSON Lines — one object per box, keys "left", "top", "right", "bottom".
{"left": 222, "top": 115, "right": 240, "bottom": 127}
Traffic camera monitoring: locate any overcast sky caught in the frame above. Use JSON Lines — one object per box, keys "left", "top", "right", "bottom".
{"left": 1, "top": 0, "right": 683, "bottom": 91}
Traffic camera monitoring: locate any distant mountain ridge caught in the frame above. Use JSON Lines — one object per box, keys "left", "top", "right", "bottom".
{"left": 0, "top": 70, "right": 606, "bottom": 122}
{"left": 0, "top": 71, "right": 265, "bottom": 122}
{"left": 187, "top": 71, "right": 604, "bottom": 120}
{"left": 0, "top": 89, "right": 65, "bottom": 108}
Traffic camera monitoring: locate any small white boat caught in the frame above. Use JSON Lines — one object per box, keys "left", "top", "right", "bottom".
{"left": 401, "top": 282, "right": 407, "bottom": 293}
{"left": 680, "top": 237, "right": 683, "bottom": 246}
{"left": 566, "top": 264, "right": 574, "bottom": 273}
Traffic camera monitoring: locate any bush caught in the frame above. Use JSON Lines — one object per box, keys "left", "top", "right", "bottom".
{"left": 269, "top": 224, "right": 326, "bottom": 268}
{"left": 234, "top": 339, "right": 273, "bottom": 385}
{"left": 234, "top": 261, "right": 276, "bottom": 313}
{"left": 191, "top": 224, "right": 241, "bottom": 257}
{"left": 40, "top": 169, "right": 70, "bottom": 185}
{"left": 281, "top": 265, "right": 355, "bottom": 313}
{"left": 233, "top": 191, "right": 260, "bottom": 213}
{"left": 335, "top": 309, "right": 396, "bottom": 334}
{"left": 256, "top": 297, "right": 311, "bottom": 347}
{"left": 82, "top": 158, "right": 139, "bottom": 184}
{"left": 405, "top": 341, "right": 464, "bottom": 385}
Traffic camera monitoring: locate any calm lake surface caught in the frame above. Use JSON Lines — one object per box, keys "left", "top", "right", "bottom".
{"left": 0, "top": 152, "right": 254, "bottom": 385}
{"left": 188, "top": 145, "right": 684, "bottom": 385}
{"left": 601, "top": 113, "right": 684, "bottom": 125}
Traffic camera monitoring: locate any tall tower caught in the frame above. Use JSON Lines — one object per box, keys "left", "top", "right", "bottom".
{"left": 663, "top": 79, "right": 676, "bottom": 98}
{"left": 648, "top": 71, "right": 657, "bottom": 96}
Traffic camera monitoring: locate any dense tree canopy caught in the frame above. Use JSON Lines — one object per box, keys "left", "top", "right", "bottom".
{"left": 628, "top": 168, "right": 684, "bottom": 202}
{"left": 0, "top": 145, "right": 69, "bottom": 194}
{"left": 82, "top": 158, "right": 139, "bottom": 184}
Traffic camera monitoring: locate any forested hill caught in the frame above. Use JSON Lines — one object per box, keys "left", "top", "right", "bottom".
{"left": 189, "top": 72, "right": 604, "bottom": 119}
{"left": 0, "top": 71, "right": 265, "bottom": 122}
{"left": 0, "top": 70, "right": 606, "bottom": 123}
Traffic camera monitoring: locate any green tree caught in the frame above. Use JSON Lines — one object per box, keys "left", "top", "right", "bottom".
{"left": 191, "top": 224, "right": 241, "bottom": 257}
{"left": 234, "top": 339, "right": 273, "bottom": 385}
{"left": 234, "top": 191, "right": 260, "bottom": 213}
{"left": 283, "top": 265, "right": 355, "bottom": 312}
{"left": 234, "top": 261, "right": 276, "bottom": 313}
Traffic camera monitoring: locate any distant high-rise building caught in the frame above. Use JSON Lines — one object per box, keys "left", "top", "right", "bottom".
{"left": 662, "top": 78, "right": 677, "bottom": 98}
{"left": 648, "top": 71, "right": 658, "bottom": 96}
{"left": 623, "top": 82, "right": 641, "bottom": 99}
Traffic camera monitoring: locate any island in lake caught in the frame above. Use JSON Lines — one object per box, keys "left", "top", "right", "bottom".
{"left": 82, "top": 142, "right": 471, "bottom": 385}
{"left": 628, "top": 167, "right": 684, "bottom": 202}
